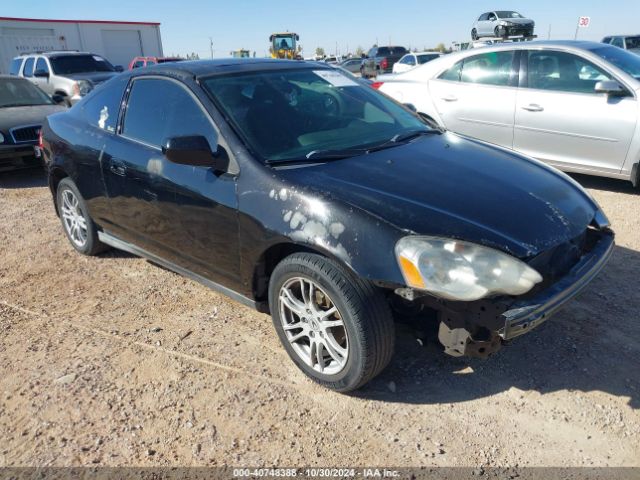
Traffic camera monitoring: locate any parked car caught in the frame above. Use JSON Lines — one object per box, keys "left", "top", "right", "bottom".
{"left": 323, "top": 56, "right": 338, "bottom": 65}
{"left": 338, "top": 58, "right": 363, "bottom": 75}
{"left": 12, "top": 51, "right": 123, "bottom": 105}
{"left": 361, "top": 46, "right": 408, "bottom": 77}
{"left": 377, "top": 41, "right": 640, "bottom": 186}
{"left": 471, "top": 11, "right": 534, "bottom": 40}
{"left": 602, "top": 35, "right": 640, "bottom": 55}
{"left": 392, "top": 52, "right": 442, "bottom": 73}
{"left": 42, "top": 59, "right": 613, "bottom": 391}
{"left": 129, "top": 56, "right": 185, "bottom": 70}
{"left": 0, "top": 75, "right": 66, "bottom": 171}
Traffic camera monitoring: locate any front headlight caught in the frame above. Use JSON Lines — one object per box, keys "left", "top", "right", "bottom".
{"left": 72, "top": 80, "right": 93, "bottom": 96}
{"left": 395, "top": 236, "right": 542, "bottom": 301}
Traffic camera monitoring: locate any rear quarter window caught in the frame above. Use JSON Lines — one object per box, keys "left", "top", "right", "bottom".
{"left": 22, "top": 57, "right": 35, "bottom": 77}
{"left": 81, "top": 75, "right": 129, "bottom": 133}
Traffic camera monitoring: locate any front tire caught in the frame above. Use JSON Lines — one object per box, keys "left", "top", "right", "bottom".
{"left": 471, "top": 28, "right": 478, "bottom": 40}
{"left": 56, "top": 178, "right": 108, "bottom": 256}
{"left": 268, "top": 253, "right": 394, "bottom": 392}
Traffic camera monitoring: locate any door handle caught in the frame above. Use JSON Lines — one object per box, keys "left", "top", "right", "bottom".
{"left": 109, "top": 161, "right": 127, "bottom": 176}
{"left": 441, "top": 95, "right": 458, "bottom": 102}
{"left": 521, "top": 104, "right": 544, "bottom": 112}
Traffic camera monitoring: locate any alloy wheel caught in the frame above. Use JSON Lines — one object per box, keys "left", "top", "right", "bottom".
{"left": 278, "top": 277, "right": 349, "bottom": 375}
{"left": 60, "top": 189, "right": 88, "bottom": 248}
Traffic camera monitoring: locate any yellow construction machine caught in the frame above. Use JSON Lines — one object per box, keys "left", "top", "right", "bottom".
{"left": 269, "top": 32, "right": 300, "bottom": 59}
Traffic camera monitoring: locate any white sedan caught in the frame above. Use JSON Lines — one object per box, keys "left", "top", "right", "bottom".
{"left": 377, "top": 40, "right": 640, "bottom": 186}
{"left": 392, "top": 52, "right": 442, "bottom": 74}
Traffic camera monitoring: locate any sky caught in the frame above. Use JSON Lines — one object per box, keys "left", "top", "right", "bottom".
{"left": 4, "top": 0, "right": 640, "bottom": 58}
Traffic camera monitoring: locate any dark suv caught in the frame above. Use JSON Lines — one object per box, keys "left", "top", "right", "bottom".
{"left": 361, "top": 46, "right": 408, "bottom": 77}
{"left": 42, "top": 59, "right": 613, "bottom": 392}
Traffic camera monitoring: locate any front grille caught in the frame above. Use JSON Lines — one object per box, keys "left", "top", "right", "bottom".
{"left": 10, "top": 125, "right": 41, "bottom": 144}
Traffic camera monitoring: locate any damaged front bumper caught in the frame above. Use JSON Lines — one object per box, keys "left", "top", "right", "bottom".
{"left": 500, "top": 230, "right": 614, "bottom": 340}
{"left": 400, "top": 228, "right": 614, "bottom": 358}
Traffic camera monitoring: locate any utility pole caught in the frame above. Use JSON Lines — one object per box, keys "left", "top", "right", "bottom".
{"left": 209, "top": 37, "right": 214, "bottom": 59}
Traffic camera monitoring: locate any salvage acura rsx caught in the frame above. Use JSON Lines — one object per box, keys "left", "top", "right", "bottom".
{"left": 41, "top": 59, "right": 614, "bottom": 392}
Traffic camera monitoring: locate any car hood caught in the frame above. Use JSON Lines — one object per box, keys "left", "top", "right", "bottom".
{"left": 280, "top": 133, "right": 599, "bottom": 259}
{"left": 0, "top": 104, "right": 66, "bottom": 133}
{"left": 65, "top": 72, "right": 119, "bottom": 84}
{"left": 501, "top": 18, "right": 533, "bottom": 25}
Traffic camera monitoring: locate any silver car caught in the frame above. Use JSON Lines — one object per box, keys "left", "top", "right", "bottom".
{"left": 377, "top": 41, "right": 640, "bottom": 186}
{"left": 11, "top": 51, "right": 122, "bottom": 105}
{"left": 471, "top": 11, "right": 534, "bottom": 40}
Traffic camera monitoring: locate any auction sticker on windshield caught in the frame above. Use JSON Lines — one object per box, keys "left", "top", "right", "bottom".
{"left": 313, "top": 70, "right": 358, "bottom": 87}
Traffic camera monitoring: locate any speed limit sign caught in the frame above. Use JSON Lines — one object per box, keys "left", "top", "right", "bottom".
{"left": 578, "top": 16, "right": 590, "bottom": 27}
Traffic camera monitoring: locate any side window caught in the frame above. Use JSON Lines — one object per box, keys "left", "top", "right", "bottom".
{"left": 123, "top": 78, "right": 217, "bottom": 150}
{"left": 526, "top": 51, "right": 613, "bottom": 94}
{"left": 439, "top": 60, "right": 462, "bottom": 81}
{"left": 9, "top": 58, "right": 23, "bottom": 75}
{"left": 23, "top": 57, "right": 35, "bottom": 77}
{"left": 35, "top": 58, "right": 49, "bottom": 74}
{"left": 602, "top": 37, "right": 611, "bottom": 44}
{"left": 132, "top": 60, "right": 144, "bottom": 69}
{"left": 479, "top": 13, "right": 489, "bottom": 21}
{"left": 487, "top": 12, "right": 496, "bottom": 21}
{"left": 406, "top": 56, "right": 416, "bottom": 66}
{"left": 82, "top": 75, "right": 129, "bottom": 133}
{"left": 460, "top": 51, "right": 515, "bottom": 86}
{"left": 611, "top": 37, "right": 624, "bottom": 48}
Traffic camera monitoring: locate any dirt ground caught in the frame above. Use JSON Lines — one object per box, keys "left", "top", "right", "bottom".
{"left": 0, "top": 169, "right": 639, "bottom": 469}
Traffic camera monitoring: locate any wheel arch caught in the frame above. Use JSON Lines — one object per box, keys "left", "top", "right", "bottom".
{"left": 251, "top": 240, "right": 359, "bottom": 311}
{"left": 49, "top": 166, "right": 69, "bottom": 214}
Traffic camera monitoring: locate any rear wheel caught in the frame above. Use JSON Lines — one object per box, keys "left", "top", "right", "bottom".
{"left": 268, "top": 253, "right": 395, "bottom": 392}
{"left": 56, "top": 178, "right": 108, "bottom": 256}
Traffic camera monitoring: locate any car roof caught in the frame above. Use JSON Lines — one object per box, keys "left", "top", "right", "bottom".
{"left": 128, "top": 58, "right": 332, "bottom": 79}
{"left": 446, "top": 40, "right": 614, "bottom": 58}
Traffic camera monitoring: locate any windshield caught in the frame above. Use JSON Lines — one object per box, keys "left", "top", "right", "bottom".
{"left": 496, "top": 11, "right": 524, "bottom": 18}
{"left": 202, "top": 68, "right": 429, "bottom": 163}
{"left": 591, "top": 45, "right": 640, "bottom": 80}
{"left": 0, "top": 77, "right": 53, "bottom": 107}
{"left": 50, "top": 55, "right": 115, "bottom": 74}
{"left": 625, "top": 36, "right": 640, "bottom": 50}
{"left": 418, "top": 54, "right": 440, "bottom": 64}
{"left": 273, "top": 37, "right": 294, "bottom": 50}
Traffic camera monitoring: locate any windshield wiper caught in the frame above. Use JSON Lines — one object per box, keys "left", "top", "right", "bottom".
{"left": 305, "top": 148, "right": 369, "bottom": 160}
{"left": 367, "top": 129, "right": 439, "bottom": 153}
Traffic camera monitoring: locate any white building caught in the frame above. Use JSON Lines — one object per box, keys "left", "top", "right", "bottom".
{"left": 0, "top": 16, "right": 164, "bottom": 73}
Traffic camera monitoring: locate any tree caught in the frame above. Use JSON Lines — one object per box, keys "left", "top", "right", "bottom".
{"left": 434, "top": 43, "right": 448, "bottom": 53}
{"left": 315, "top": 47, "right": 325, "bottom": 57}
{"left": 185, "top": 52, "right": 200, "bottom": 60}
{"left": 355, "top": 46, "right": 364, "bottom": 57}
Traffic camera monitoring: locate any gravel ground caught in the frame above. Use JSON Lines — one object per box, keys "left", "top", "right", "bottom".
{"left": 0, "top": 169, "right": 639, "bottom": 468}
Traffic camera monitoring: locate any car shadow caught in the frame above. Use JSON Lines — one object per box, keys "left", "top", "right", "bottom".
{"left": 0, "top": 168, "right": 47, "bottom": 189}
{"left": 569, "top": 173, "right": 637, "bottom": 194}
{"left": 356, "top": 245, "right": 640, "bottom": 408}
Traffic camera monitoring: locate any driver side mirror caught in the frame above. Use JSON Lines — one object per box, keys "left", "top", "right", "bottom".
{"left": 595, "top": 80, "right": 627, "bottom": 96}
{"left": 162, "top": 135, "right": 228, "bottom": 172}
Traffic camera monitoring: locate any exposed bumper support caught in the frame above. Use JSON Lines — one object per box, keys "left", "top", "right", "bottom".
{"left": 500, "top": 231, "right": 614, "bottom": 340}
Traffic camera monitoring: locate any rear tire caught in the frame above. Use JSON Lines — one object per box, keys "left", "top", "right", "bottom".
{"left": 56, "top": 178, "right": 109, "bottom": 256}
{"left": 268, "top": 253, "right": 395, "bottom": 392}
